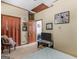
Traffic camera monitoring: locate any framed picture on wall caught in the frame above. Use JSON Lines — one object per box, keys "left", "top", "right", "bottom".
{"left": 54, "top": 11, "right": 70, "bottom": 24}
{"left": 22, "top": 22, "right": 27, "bottom": 31}
{"left": 46, "top": 23, "right": 53, "bottom": 30}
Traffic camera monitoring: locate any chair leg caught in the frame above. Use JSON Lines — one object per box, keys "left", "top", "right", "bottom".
{"left": 1, "top": 47, "right": 4, "bottom": 53}
{"left": 14, "top": 44, "right": 16, "bottom": 50}
{"left": 8, "top": 46, "right": 10, "bottom": 53}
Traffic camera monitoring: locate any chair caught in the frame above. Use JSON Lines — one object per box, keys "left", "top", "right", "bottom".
{"left": 37, "top": 33, "right": 54, "bottom": 48}
{"left": 1, "top": 37, "right": 11, "bottom": 53}
{"left": 1, "top": 37, "right": 16, "bottom": 53}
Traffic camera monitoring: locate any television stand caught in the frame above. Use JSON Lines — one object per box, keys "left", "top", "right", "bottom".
{"left": 37, "top": 40, "right": 53, "bottom": 48}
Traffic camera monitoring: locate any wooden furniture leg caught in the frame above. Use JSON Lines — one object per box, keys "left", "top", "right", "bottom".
{"left": 8, "top": 45, "right": 10, "bottom": 53}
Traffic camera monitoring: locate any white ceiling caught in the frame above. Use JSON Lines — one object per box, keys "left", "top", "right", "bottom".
{"left": 1, "top": 0, "right": 58, "bottom": 12}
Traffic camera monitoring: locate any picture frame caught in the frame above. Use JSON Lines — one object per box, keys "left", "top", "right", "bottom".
{"left": 54, "top": 11, "right": 70, "bottom": 24}
{"left": 22, "top": 22, "right": 27, "bottom": 31}
{"left": 46, "top": 23, "right": 53, "bottom": 30}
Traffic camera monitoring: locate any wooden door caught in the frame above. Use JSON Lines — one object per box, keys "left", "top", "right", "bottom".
{"left": 28, "top": 20, "right": 36, "bottom": 43}
{"left": 1, "top": 15, "right": 21, "bottom": 46}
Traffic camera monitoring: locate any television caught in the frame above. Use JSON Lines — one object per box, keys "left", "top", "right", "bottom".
{"left": 41, "top": 33, "right": 52, "bottom": 41}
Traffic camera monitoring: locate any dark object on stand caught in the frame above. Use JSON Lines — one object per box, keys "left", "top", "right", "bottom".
{"left": 37, "top": 33, "right": 54, "bottom": 48}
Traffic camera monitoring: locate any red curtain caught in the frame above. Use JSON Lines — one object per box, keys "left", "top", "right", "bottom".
{"left": 1, "top": 15, "right": 21, "bottom": 46}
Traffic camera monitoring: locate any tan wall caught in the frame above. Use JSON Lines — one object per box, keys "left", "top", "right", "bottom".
{"left": 1, "top": 2, "right": 28, "bottom": 45}
{"left": 35, "top": 0, "right": 77, "bottom": 56}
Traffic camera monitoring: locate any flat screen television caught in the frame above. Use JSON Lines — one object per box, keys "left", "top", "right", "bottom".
{"left": 41, "top": 33, "right": 52, "bottom": 41}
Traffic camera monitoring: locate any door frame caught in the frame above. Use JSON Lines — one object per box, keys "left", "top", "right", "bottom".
{"left": 35, "top": 19, "right": 43, "bottom": 41}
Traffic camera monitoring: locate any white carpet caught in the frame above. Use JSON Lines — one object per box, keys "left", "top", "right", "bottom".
{"left": 22, "top": 47, "right": 76, "bottom": 59}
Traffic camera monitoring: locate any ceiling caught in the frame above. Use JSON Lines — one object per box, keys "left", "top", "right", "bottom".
{"left": 1, "top": 0, "right": 58, "bottom": 13}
